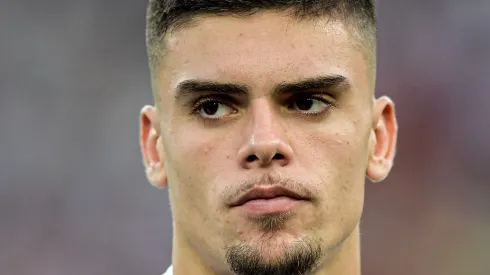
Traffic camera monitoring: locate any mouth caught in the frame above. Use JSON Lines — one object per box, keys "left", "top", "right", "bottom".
{"left": 229, "top": 186, "right": 311, "bottom": 215}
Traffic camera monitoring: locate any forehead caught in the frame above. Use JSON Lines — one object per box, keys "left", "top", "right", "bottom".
{"left": 157, "top": 11, "right": 370, "bottom": 96}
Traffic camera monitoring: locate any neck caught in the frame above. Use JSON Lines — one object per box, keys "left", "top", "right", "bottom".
{"left": 171, "top": 225, "right": 361, "bottom": 275}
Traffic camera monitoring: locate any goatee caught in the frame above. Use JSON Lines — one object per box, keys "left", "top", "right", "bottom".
{"left": 225, "top": 236, "right": 323, "bottom": 275}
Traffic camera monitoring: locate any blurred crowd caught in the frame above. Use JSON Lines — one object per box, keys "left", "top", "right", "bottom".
{"left": 1, "top": 0, "right": 489, "bottom": 274}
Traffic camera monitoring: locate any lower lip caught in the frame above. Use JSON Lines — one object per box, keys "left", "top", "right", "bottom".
{"left": 237, "top": 196, "right": 303, "bottom": 215}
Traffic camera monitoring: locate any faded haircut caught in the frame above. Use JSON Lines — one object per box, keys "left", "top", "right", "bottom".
{"left": 145, "top": 0, "right": 377, "bottom": 74}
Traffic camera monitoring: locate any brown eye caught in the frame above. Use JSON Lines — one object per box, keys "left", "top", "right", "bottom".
{"left": 295, "top": 98, "right": 314, "bottom": 111}
{"left": 195, "top": 99, "right": 236, "bottom": 119}
{"left": 289, "top": 96, "right": 332, "bottom": 115}
{"left": 202, "top": 101, "right": 220, "bottom": 116}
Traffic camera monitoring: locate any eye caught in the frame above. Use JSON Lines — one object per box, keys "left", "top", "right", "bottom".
{"left": 289, "top": 96, "right": 332, "bottom": 115}
{"left": 194, "top": 99, "right": 237, "bottom": 119}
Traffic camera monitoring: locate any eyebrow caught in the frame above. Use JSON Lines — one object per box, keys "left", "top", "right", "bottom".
{"left": 273, "top": 75, "right": 350, "bottom": 95}
{"left": 174, "top": 75, "right": 350, "bottom": 100}
{"left": 175, "top": 80, "right": 249, "bottom": 100}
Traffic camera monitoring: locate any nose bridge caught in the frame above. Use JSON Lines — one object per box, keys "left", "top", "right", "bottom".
{"left": 237, "top": 98, "right": 293, "bottom": 168}
{"left": 250, "top": 98, "right": 275, "bottom": 142}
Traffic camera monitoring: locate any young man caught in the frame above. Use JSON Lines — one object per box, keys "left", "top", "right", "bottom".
{"left": 139, "top": 0, "right": 398, "bottom": 274}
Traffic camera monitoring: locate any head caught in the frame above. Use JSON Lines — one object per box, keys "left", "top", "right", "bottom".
{"left": 140, "top": 0, "right": 397, "bottom": 274}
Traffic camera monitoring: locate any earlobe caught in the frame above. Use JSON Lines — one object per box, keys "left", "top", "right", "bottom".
{"left": 140, "top": 105, "right": 168, "bottom": 188}
{"left": 366, "top": 96, "right": 398, "bottom": 183}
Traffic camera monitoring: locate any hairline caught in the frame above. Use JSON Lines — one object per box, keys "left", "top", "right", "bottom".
{"left": 148, "top": 11, "right": 377, "bottom": 103}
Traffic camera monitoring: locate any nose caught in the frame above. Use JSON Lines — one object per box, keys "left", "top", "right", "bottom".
{"left": 237, "top": 100, "right": 293, "bottom": 169}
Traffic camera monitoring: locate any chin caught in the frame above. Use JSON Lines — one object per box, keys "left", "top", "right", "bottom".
{"left": 225, "top": 232, "right": 324, "bottom": 275}
{"left": 242, "top": 230, "right": 306, "bottom": 255}
{"left": 256, "top": 240, "right": 298, "bottom": 261}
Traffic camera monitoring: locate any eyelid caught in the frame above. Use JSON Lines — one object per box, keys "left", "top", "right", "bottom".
{"left": 192, "top": 94, "right": 235, "bottom": 107}
{"left": 286, "top": 92, "right": 335, "bottom": 105}
{"left": 301, "top": 91, "right": 334, "bottom": 98}
{"left": 189, "top": 92, "right": 335, "bottom": 117}
{"left": 194, "top": 96, "right": 220, "bottom": 106}
{"left": 190, "top": 94, "right": 239, "bottom": 117}
{"left": 284, "top": 93, "right": 336, "bottom": 118}
{"left": 311, "top": 95, "right": 335, "bottom": 106}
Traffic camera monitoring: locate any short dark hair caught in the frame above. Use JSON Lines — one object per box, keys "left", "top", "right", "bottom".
{"left": 146, "top": 0, "right": 376, "bottom": 72}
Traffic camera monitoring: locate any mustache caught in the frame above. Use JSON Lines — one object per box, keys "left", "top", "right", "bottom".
{"left": 223, "top": 173, "right": 317, "bottom": 205}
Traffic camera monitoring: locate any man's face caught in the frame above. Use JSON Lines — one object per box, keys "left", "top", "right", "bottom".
{"left": 142, "top": 11, "right": 395, "bottom": 274}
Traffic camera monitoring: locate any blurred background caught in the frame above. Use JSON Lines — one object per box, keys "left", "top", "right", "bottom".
{"left": 1, "top": 0, "right": 489, "bottom": 274}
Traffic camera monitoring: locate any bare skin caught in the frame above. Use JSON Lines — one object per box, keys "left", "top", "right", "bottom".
{"left": 140, "top": 11, "right": 397, "bottom": 275}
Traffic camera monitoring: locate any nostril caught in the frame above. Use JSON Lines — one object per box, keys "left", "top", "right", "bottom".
{"left": 246, "top": 154, "right": 284, "bottom": 162}
{"left": 246, "top": 155, "right": 259, "bottom": 162}
{"left": 273, "top": 153, "right": 284, "bottom": 160}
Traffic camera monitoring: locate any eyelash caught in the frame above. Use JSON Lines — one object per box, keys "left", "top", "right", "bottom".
{"left": 190, "top": 96, "right": 237, "bottom": 119}
{"left": 190, "top": 94, "right": 335, "bottom": 120}
{"left": 285, "top": 94, "right": 335, "bottom": 116}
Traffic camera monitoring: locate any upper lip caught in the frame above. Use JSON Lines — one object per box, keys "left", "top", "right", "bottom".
{"left": 229, "top": 186, "right": 310, "bottom": 207}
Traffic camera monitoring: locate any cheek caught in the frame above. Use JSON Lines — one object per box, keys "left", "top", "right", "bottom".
{"left": 300, "top": 119, "right": 368, "bottom": 226}
{"left": 177, "top": 132, "right": 234, "bottom": 178}
{"left": 164, "top": 129, "right": 233, "bottom": 214}
{"left": 302, "top": 118, "right": 368, "bottom": 180}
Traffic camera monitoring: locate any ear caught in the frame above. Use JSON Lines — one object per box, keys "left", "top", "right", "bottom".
{"left": 366, "top": 96, "right": 398, "bottom": 183}
{"left": 139, "top": 105, "right": 168, "bottom": 188}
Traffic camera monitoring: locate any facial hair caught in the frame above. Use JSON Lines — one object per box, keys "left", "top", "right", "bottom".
{"left": 225, "top": 236, "right": 323, "bottom": 275}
